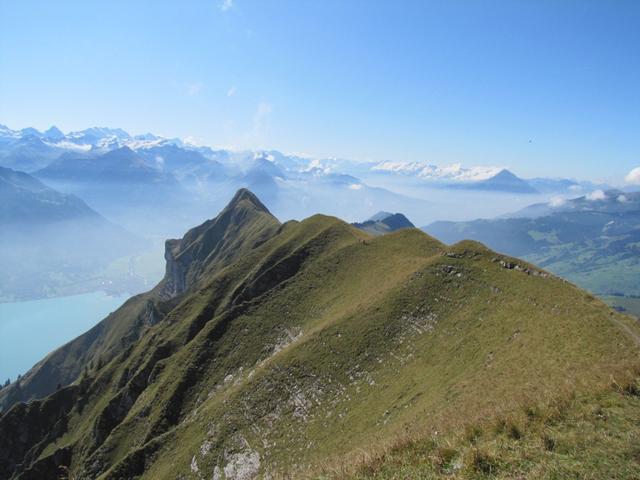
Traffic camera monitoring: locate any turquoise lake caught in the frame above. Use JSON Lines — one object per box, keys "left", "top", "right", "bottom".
{"left": 0, "top": 292, "right": 129, "bottom": 382}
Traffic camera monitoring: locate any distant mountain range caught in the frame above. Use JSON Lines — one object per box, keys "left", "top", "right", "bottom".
{"left": 2, "top": 188, "right": 638, "bottom": 479}
{"left": 368, "top": 159, "right": 606, "bottom": 194}
{"left": 0, "top": 125, "right": 437, "bottom": 233}
{"left": 0, "top": 124, "right": 607, "bottom": 200}
{"left": 0, "top": 123, "right": 631, "bottom": 303}
{"left": 424, "top": 189, "right": 640, "bottom": 312}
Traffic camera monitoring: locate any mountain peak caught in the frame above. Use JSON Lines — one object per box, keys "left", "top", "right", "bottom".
{"left": 381, "top": 212, "right": 414, "bottom": 230}
{"left": 468, "top": 168, "right": 538, "bottom": 193}
{"left": 367, "top": 211, "right": 394, "bottom": 222}
{"left": 493, "top": 168, "right": 519, "bottom": 180}
{"left": 160, "top": 189, "right": 280, "bottom": 299}
{"left": 227, "top": 187, "right": 271, "bottom": 214}
{"left": 42, "top": 126, "right": 65, "bottom": 140}
{"left": 353, "top": 211, "right": 415, "bottom": 236}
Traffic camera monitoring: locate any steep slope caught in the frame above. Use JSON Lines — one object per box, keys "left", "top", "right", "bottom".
{"left": 0, "top": 166, "right": 96, "bottom": 223}
{"left": 0, "top": 189, "right": 280, "bottom": 410}
{"left": 0, "top": 167, "right": 145, "bottom": 301}
{"left": 160, "top": 188, "right": 281, "bottom": 298}
{"left": 1, "top": 190, "right": 639, "bottom": 480}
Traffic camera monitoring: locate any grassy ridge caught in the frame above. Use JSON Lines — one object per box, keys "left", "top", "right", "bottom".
{"left": 2, "top": 190, "right": 639, "bottom": 479}
{"left": 126, "top": 232, "right": 639, "bottom": 478}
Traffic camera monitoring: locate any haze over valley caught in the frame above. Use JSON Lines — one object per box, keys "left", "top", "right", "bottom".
{"left": 1, "top": 122, "right": 639, "bottom": 382}
{"left": 2, "top": 2, "right": 640, "bottom": 479}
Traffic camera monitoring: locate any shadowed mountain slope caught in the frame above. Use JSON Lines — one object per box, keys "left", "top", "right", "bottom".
{"left": 0, "top": 167, "right": 145, "bottom": 301}
{"left": 0, "top": 166, "right": 95, "bottom": 223}
{"left": 353, "top": 212, "right": 415, "bottom": 236}
{"left": 1, "top": 189, "right": 639, "bottom": 480}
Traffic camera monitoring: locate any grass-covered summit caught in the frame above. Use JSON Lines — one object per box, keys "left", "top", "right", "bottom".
{"left": 1, "top": 189, "right": 639, "bottom": 480}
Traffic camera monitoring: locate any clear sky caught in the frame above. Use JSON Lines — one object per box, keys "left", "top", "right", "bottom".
{"left": 1, "top": 0, "right": 638, "bottom": 182}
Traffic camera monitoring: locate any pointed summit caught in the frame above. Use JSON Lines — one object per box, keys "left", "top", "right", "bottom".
{"left": 451, "top": 168, "right": 537, "bottom": 193}
{"left": 161, "top": 189, "right": 280, "bottom": 298}
{"left": 226, "top": 187, "right": 271, "bottom": 214}
{"left": 42, "top": 126, "right": 65, "bottom": 141}
{"left": 353, "top": 212, "right": 415, "bottom": 236}
{"left": 478, "top": 169, "right": 538, "bottom": 193}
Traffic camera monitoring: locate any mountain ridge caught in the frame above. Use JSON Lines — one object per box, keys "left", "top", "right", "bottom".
{"left": 0, "top": 124, "right": 602, "bottom": 197}
{"left": 1, "top": 189, "right": 639, "bottom": 479}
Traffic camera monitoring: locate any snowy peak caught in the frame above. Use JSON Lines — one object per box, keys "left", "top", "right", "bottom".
{"left": 42, "top": 126, "right": 65, "bottom": 142}
{"left": 372, "top": 160, "right": 503, "bottom": 182}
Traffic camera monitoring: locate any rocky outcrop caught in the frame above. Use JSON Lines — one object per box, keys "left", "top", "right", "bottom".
{"left": 161, "top": 238, "right": 189, "bottom": 298}
{"left": 0, "top": 385, "right": 78, "bottom": 479}
{"left": 159, "top": 189, "right": 281, "bottom": 299}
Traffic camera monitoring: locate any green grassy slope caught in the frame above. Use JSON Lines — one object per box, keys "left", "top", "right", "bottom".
{"left": 332, "top": 367, "right": 640, "bottom": 480}
{"left": 2, "top": 189, "right": 639, "bottom": 480}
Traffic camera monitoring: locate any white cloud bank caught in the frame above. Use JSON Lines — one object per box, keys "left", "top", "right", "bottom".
{"left": 549, "top": 196, "right": 566, "bottom": 208}
{"left": 586, "top": 189, "right": 606, "bottom": 201}
{"left": 372, "top": 161, "right": 503, "bottom": 182}
{"left": 220, "top": 0, "right": 233, "bottom": 12}
{"left": 625, "top": 166, "right": 640, "bottom": 184}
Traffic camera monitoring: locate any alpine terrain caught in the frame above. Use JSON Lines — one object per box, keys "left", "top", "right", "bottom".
{"left": 1, "top": 189, "right": 639, "bottom": 480}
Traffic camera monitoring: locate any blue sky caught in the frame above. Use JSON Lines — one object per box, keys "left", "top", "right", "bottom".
{"left": 1, "top": 0, "right": 638, "bottom": 182}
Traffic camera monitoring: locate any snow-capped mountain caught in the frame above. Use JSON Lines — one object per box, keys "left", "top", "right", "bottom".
{"left": 371, "top": 160, "right": 504, "bottom": 182}
{"left": 0, "top": 123, "right": 613, "bottom": 222}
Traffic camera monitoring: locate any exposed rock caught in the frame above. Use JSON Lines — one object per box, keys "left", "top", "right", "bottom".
{"left": 191, "top": 455, "right": 199, "bottom": 474}
{"left": 162, "top": 238, "right": 188, "bottom": 299}
{"left": 223, "top": 450, "right": 260, "bottom": 480}
{"left": 212, "top": 466, "right": 222, "bottom": 480}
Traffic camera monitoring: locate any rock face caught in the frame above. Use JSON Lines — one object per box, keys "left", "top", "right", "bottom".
{"left": 162, "top": 238, "right": 189, "bottom": 299}
{"left": 159, "top": 188, "right": 281, "bottom": 299}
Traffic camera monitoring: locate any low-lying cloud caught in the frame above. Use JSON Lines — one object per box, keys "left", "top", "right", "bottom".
{"left": 586, "top": 189, "right": 606, "bottom": 201}
{"left": 549, "top": 196, "right": 566, "bottom": 208}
